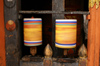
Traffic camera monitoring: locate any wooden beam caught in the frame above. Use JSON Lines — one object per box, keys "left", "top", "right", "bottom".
{"left": 52, "top": 0, "right": 65, "bottom": 57}
{"left": 87, "top": 4, "right": 96, "bottom": 66}
{"left": 19, "top": 11, "right": 89, "bottom": 15}
{"left": 94, "top": 4, "right": 100, "bottom": 66}
{"left": 0, "top": 0, "right": 6, "bottom": 66}
{"left": 4, "top": 0, "right": 21, "bottom": 66}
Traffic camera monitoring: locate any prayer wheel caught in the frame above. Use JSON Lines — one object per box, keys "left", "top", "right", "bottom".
{"left": 24, "top": 18, "right": 42, "bottom": 46}
{"left": 55, "top": 19, "right": 77, "bottom": 49}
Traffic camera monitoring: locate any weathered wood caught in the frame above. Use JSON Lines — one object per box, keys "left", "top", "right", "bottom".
{"left": 21, "top": 56, "right": 43, "bottom": 62}
{"left": 21, "top": 56, "right": 77, "bottom": 63}
{"left": 20, "top": 61, "right": 43, "bottom": 66}
{"left": 83, "top": 15, "right": 88, "bottom": 39}
{"left": 20, "top": 61, "right": 78, "bottom": 66}
{"left": 54, "top": 58, "right": 77, "bottom": 63}
{"left": 4, "top": 0, "right": 21, "bottom": 66}
{"left": 79, "top": 58, "right": 87, "bottom": 66}
{"left": 52, "top": 0, "right": 65, "bottom": 57}
{"left": 19, "top": 11, "right": 89, "bottom": 15}
{"left": 43, "top": 58, "right": 52, "bottom": 66}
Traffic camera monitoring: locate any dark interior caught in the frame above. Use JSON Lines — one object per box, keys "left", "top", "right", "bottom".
{"left": 20, "top": 0, "right": 88, "bottom": 58}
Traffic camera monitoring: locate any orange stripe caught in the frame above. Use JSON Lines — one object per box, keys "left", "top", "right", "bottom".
{"left": 24, "top": 21, "right": 41, "bottom": 23}
{"left": 24, "top": 42, "right": 42, "bottom": 44}
{"left": 24, "top": 25, "right": 41, "bottom": 28}
{"left": 56, "top": 27, "right": 76, "bottom": 29}
{"left": 24, "top": 22, "right": 41, "bottom": 23}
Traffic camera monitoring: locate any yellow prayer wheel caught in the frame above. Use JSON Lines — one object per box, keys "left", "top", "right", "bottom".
{"left": 24, "top": 18, "right": 42, "bottom": 46}
{"left": 55, "top": 19, "right": 77, "bottom": 49}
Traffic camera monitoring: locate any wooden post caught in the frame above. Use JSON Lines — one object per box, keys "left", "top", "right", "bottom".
{"left": 0, "top": 0, "right": 6, "bottom": 66}
{"left": 30, "top": 47, "right": 37, "bottom": 56}
{"left": 94, "top": 3, "right": 100, "bottom": 66}
{"left": 88, "top": 1, "right": 100, "bottom": 66}
{"left": 44, "top": 44, "right": 53, "bottom": 66}
{"left": 64, "top": 49, "right": 67, "bottom": 57}
{"left": 99, "top": 4, "right": 100, "bottom": 66}
{"left": 88, "top": 4, "right": 96, "bottom": 66}
{"left": 52, "top": 0, "right": 65, "bottom": 57}
{"left": 4, "top": 0, "right": 21, "bottom": 66}
{"left": 78, "top": 44, "right": 87, "bottom": 66}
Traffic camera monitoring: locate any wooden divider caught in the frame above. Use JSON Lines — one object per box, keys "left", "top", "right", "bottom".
{"left": 94, "top": 4, "right": 100, "bottom": 66}
{"left": 0, "top": 0, "right": 6, "bottom": 66}
{"left": 88, "top": 2, "right": 100, "bottom": 66}
{"left": 88, "top": 4, "right": 96, "bottom": 66}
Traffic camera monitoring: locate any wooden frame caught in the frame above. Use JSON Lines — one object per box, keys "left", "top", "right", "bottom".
{"left": 0, "top": 0, "right": 6, "bottom": 66}
{"left": 3, "top": 0, "right": 91, "bottom": 66}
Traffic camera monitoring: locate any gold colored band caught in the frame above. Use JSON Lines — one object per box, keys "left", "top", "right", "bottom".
{"left": 89, "top": 0, "right": 100, "bottom": 9}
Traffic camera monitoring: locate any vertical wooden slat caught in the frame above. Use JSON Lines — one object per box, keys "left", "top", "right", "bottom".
{"left": 4, "top": 0, "right": 21, "bottom": 66}
{"left": 0, "top": 0, "right": 6, "bottom": 66}
{"left": 88, "top": 4, "right": 96, "bottom": 66}
{"left": 52, "top": 0, "right": 65, "bottom": 57}
{"left": 88, "top": 1, "right": 100, "bottom": 66}
{"left": 99, "top": 4, "right": 100, "bottom": 66}
{"left": 94, "top": 4, "right": 100, "bottom": 66}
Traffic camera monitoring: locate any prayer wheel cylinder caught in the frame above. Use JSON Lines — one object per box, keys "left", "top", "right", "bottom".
{"left": 55, "top": 19, "right": 77, "bottom": 49}
{"left": 24, "top": 18, "right": 42, "bottom": 46}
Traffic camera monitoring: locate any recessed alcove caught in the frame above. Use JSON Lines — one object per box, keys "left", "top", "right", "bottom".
{"left": 20, "top": 0, "right": 88, "bottom": 58}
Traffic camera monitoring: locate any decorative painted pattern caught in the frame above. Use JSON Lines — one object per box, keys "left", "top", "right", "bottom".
{"left": 24, "top": 18, "right": 42, "bottom": 46}
{"left": 55, "top": 19, "right": 77, "bottom": 48}
{"left": 89, "top": 0, "right": 100, "bottom": 9}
